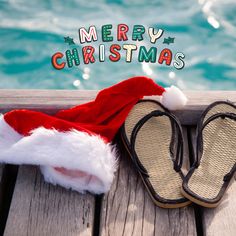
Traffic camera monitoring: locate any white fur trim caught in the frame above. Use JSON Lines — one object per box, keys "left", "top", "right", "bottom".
{"left": 0, "top": 116, "right": 118, "bottom": 194}
{"left": 160, "top": 85, "right": 188, "bottom": 110}
{"left": 40, "top": 166, "right": 111, "bottom": 194}
{"left": 0, "top": 114, "right": 23, "bottom": 145}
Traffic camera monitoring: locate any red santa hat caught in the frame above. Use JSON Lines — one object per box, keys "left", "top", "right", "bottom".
{"left": 0, "top": 76, "right": 187, "bottom": 194}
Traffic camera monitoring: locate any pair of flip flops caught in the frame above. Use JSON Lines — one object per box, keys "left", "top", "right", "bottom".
{"left": 121, "top": 100, "right": 236, "bottom": 208}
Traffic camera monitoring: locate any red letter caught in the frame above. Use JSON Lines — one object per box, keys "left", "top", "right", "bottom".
{"left": 158, "top": 48, "right": 172, "bottom": 65}
{"left": 51, "top": 52, "right": 65, "bottom": 70}
{"left": 109, "top": 44, "right": 121, "bottom": 62}
{"left": 117, "top": 24, "right": 129, "bottom": 41}
{"left": 82, "top": 46, "right": 95, "bottom": 64}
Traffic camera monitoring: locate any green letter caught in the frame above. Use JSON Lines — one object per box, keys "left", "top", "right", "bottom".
{"left": 138, "top": 46, "right": 157, "bottom": 63}
{"left": 66, "top": 48, "right": 80, "bottom": 67}
{"left": 132, "top": 25, "right": 145, "bottom": 41}
{"left": 102, "top": 24, "right": 113, "bottom": 42}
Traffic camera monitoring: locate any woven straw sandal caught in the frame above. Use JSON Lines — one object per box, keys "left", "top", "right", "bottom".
{"left": 182, "top": 101, "right": 236, "bottom": 208}
{"left": 121, "top": 100, "right": 191, "bottom": 208}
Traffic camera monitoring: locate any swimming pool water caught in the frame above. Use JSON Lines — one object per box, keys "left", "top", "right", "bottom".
{"left": 0, "top": 0, "right": 236, "bottom": 90}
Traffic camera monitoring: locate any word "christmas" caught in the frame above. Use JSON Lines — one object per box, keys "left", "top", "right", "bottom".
{"left": 51, "top": 24, "right": 185, "bottom": 70}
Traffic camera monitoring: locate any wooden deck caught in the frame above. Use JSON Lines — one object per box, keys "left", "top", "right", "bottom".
{"left": 0, "top": 90, "right": 235, "bottom": 236}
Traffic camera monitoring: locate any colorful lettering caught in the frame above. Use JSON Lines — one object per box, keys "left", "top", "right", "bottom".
{"left": 138, "top": 46, "right": 157, "bottom": 63}
{"left": 173, "top": 52, "right": 185, "bottom": 70}
{"left": 51, "top": 52, "right": 66, "bottom": 70}
{"left": 132, "top": 25, "right": 145, "bottom": 41}
{"left": 82, "top": 46, "right": 95, "bottom": 64}
{"left": 99, "top": 44, "right": 105, "bottom": 62}
{"left": 66, "top": 49, "right": 80, "bottom": 67}
{"left": 158, "top": 48, "right": 172, "bottom": 65}
{"left": 109, "top": 44, "right": 121, "bottom": 62}
{"left": 123, "top": 44, "right": 137, "bottom": 62}
{"left": 102, "top": 24, "right": 113, "bottom": 42}
{"left": 149, "top": 28, "right": 164, "bottom": 43}
{"left": 117, "top": 24, "right": 129, "bottom": 41}
{"left": 79, "top": 26, "right": 98, "bottom": 44}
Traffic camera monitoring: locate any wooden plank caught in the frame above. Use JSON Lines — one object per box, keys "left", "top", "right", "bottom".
{"left": 4, "top": 166, "right": 95, "bottom": 236}
{"left": 0, "top": 90, "right": 235, "bottom": 103}
{"left": 189, "top": 127, "right": 236, "bottom": 236}
{"left": 0, "top": 90, "right": 96, "bottom": 115}
{"left": 99, "top": 127, "right": 197, "bottom": 236}
{"left": 0, "top": 90, "right": 235, "bottom": 125}
{"left": 202, "top": 177, "right": 236, "bottom": 236}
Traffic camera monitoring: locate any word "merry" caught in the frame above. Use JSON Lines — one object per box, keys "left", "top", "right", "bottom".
{"left": 77, "top": 24, "right": 164, "bottom": 44}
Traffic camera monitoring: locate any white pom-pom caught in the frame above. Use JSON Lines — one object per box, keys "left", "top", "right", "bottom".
{"left": 160, "top": 85, "right": 187, "bottom": 110}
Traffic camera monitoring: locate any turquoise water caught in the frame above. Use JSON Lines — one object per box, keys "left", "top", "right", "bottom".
{"left": 0, "top": 0, "right": 236, "bottom": 90}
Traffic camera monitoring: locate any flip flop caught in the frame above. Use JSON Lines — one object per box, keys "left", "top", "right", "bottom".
{"left": 121, "top": 100, "right": 191, "bottom": 208}
{"left": 182, "top": 101, "right": 236, "bottom": 208}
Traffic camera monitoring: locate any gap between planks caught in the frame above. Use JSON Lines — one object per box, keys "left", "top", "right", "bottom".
{"left": 0, "top": 91, "right": 235, "bottom": 126}
{"left": 0, "top": 165, "right": 18, "bottom": 235}
{"left": 99, "top": 127, "right": 197, "bottom": 236}
{"left": 3, "top": 166, "right": 95, "bottom": 236}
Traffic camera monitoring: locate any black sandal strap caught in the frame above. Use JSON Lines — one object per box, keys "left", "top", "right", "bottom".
{"left": 224, "top": 163, "right": 236, "bottom": 182}
{"left": 197, "top": 100, "right": 236, "bottom": 130}
{"left": 193, "top": 113, "right": 236, "bottom": 171}
{"left": 195, "top": 101, "right": 236, "bottom": 165}
{"left": 130, "top": 110, "right": 184, "bottom": 177}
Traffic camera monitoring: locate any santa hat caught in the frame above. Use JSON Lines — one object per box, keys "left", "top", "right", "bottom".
{"left": 0, "top": 76, "right": 187, "bottom": 194}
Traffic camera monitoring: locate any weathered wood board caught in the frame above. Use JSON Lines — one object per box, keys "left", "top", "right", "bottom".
{"left": 202, "top": 177, "right": 236, "bottom": 236}
{"left": 4, "top": 166, "right": 95, "bottom": 236}
{"left": 0, "top": 90, "right": 235, "bottom": 125}
{"left": 99, "top": 127, "right": 197, "bottom": 236}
